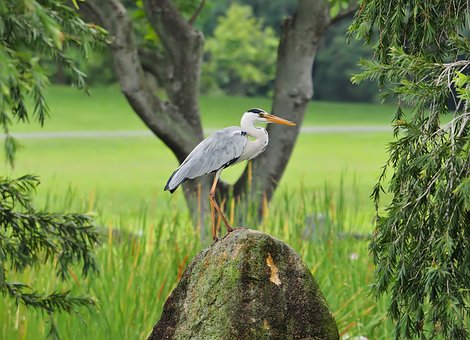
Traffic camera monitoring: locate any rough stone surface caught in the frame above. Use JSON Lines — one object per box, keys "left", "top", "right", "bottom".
{"left": 148, "top": 229, "right": 339, "bottom": 340}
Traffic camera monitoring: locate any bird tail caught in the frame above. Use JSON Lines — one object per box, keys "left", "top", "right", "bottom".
{"left": 164, "top": 167, "right": 187, "bottom": 193}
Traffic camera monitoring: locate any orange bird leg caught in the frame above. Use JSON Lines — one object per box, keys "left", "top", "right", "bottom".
{"left": 210, "top": 196, "right": 217, "bottom": 241}
{"left": 209, "top": 171, "right": 233, "bottom": 234}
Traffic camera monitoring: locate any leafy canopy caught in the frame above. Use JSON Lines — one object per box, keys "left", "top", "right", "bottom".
{"left": 350, "top": 0, "right": 470, "bottom": 338}
{"left": 0, "top": 0, "right": 104, "bottom": 337}
{"left": 202, "top": 3, "right": 278, "bottom": 96}
{"left": 0, "top": 0, "right": 104, "bottom": 165}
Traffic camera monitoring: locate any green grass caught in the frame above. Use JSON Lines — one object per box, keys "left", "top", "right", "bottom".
{"left": 0, "top": 85, "right": 398, "bottom": 338}
{"left": 3, "top": 85, "right": 392, "bottom": 223}
{"left": 1, "top": 132, "right": 388, "bottom": 223}
{"left": 10, "top": 85, "right": 396, "bottom": 132}
{"left": 0, "top": 187, "right": 393, "bottom": 339}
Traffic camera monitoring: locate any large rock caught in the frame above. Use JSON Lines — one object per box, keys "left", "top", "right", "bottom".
{"left": 148, "top": 229, "right": 339, "bottom": 340}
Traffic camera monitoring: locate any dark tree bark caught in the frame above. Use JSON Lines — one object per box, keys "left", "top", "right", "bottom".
{"left": 81, "top": 0, "right": 212, "bottom": 238}
{"left": 80, "top": 0, "right": 356, "bottom": 236}
{"left": 233, "top": 0, "right": 352, "bottom": 212}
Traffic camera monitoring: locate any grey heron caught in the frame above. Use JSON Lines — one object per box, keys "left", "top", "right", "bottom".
{"left": 164, "top": 108, "right": 296, "bottom": 240}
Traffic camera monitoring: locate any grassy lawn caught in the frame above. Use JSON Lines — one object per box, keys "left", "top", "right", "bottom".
{"left": 10, "top": 85, "right": 396, "bottom": 132}
{"left": 2, "top": 133, "right": 389, "bottom": 210}
{"left": 2, "top": 85, "right": 392, "bottom": 226}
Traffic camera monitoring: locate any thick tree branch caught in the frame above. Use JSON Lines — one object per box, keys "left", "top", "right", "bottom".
{"left": 142, "top": 0, "right": 205, "bottom": 129}
{"left": 82, "top": 0, "right": 199, "bottom": 161}
{"left": 142, "top": 0, "right": 193, "bottom": 64}
{"left": 138, "top": 47, "right": 166, "bottom": 84}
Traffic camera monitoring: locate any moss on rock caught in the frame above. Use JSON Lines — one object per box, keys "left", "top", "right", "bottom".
{"left": 148, "top": 229, "right": 339, "bottom": 340}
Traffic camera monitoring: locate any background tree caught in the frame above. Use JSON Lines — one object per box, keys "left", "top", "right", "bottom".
{"left": 70, "top": 1, "right": 376, "bottom": 101}
{"left": 313, "top": 18, "right": 377, "bottom": 102}
{"left": 350, "top": 0, "right": 470, "bottom": 338}
{"left": 202, "top": 5, "right": 377, "bottom": 101}
{"left": 81, "top": 0, "right": 356, "bottom": 236}
{"left": 0, "top": 0, "right": 103, "bottom": 336}
{"left": 202, "top": 4, "right": 278, "bottom": 96}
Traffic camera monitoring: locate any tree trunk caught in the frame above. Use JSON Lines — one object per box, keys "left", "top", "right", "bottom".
{"left": 233, "top": 0, "right": 332, "bottom": 212}
{"left": 81, "top": 0, "right": 211, "bottom": 237}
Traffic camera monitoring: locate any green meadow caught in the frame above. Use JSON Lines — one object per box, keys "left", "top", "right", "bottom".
{"left": 3, "top": 86, "right": 393, "bottom": 220}
{"left": 1, "top": 85, "right": 397, "bottom": 338}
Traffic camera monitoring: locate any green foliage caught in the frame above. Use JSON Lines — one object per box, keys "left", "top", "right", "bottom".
{"left": 196, "top": 0, "right": 297, "bottom": 36}
{"left": 47, "top": 48, "right": 116, "bottom": 85}
{"left": 0, "top": 175, "right": 101, "bottom": 336}
{"left": 313, "top": 19, "right": 378, "bottom": 102}
{"left": 350, "top": 0, "right": 470, "bottom": 338}
{"left": 202, "top": 4, "right": 278, "bottom": 96}
{"left": 0, "top": 0, "right": 104, "bottom": 335}
{"left": 0, "top": 0, "right": 105, "bottom": 165}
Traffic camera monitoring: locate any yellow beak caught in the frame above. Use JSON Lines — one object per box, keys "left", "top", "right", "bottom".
{"left": 265, "top": 114, "right": 296, "bottom": 126}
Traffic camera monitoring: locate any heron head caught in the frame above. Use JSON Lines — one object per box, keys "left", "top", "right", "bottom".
{"left": 245, "top": 108, "right": 296, "bottom": 126}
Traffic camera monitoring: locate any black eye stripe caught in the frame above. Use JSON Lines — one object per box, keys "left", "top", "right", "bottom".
{"left": 247, "top": 108, "right": 264, "bottom": 114}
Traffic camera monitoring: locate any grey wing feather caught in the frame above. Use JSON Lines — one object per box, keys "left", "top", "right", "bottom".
{"left": 164, "top": 127, "right": 247, "bottom": 193}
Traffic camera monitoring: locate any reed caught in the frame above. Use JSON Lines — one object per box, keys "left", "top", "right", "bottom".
{"left": 0, "top": 182, "right": 393, "bottom": 339}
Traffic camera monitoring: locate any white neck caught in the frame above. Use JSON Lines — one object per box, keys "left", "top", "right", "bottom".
{"left": 239, "top": 113, "right": 269, "bottom": 161}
